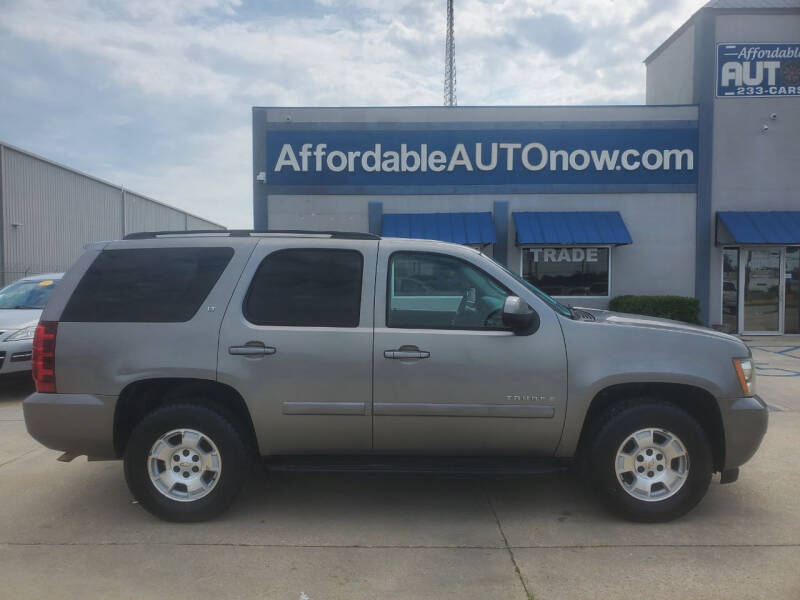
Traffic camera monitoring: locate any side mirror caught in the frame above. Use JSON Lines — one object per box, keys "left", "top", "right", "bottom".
{"left": 502, "top": 296, "right": 540, "bottom": 335}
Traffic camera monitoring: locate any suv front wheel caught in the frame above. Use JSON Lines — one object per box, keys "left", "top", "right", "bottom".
{"left": 124, "top": 404, "right": 250, "bottom": 522}
{"left": 590, "top": 401, "right": 713, "bottom": 522}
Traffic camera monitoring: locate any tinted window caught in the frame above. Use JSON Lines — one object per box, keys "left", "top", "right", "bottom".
{"left": 62, "top": 247, "right": 233, "bottom": 322}
{"left": 522, "top": 247, "right": 610, "bottom": 297}
{"left": 388, "top": 252, "right": 509, "bottom": 330}
{"left": 244, "top": 249, "right": 363, "bottom": 327}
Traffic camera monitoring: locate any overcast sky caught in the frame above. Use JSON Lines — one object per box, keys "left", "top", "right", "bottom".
{"left": 0, "top": 0, "right": 707, "bottom": 228}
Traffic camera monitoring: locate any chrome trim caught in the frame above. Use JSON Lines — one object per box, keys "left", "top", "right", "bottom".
{"left": 373, "top": 402, "right": 555, "bottom": 418}
{"left": 282, "top": 401, "right": 366, "bottom": 415}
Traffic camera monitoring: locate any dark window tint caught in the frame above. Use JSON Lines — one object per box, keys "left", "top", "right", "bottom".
{"left": 244, "top": 249, "right": 363, "bottom": 327}
{"left": 62, "top": 247, "right": 234, "bottom": 322}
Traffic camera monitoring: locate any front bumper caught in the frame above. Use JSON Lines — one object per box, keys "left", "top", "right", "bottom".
{"left": 0, "top": 338, "right": 34, "bottom": 375}
{"left": 23, "top": 392, "right": 118, "bottom": 459}
{"left": 720, "top": 395, "right": 769, "bottom": 470}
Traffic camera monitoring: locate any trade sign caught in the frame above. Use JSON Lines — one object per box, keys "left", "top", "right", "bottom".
{"left": 528, "top": 248, "right": 600, "bottom": 263}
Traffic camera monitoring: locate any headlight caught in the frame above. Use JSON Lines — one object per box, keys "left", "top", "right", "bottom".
{"left": 6, "top": 325, "right": 37, "bottom": 341}
{"left": 733, "top": 358, "right": 755, "bottom": 396}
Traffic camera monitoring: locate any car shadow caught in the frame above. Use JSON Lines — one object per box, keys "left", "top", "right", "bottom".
{"left": 26, "top": 456, "right": 776, "bottom": 549}
{"left": 0, "top": 374, "right": 34, "bottom": 402}
{"left": 226, "top": 466, "right": 601, "bottom": 527}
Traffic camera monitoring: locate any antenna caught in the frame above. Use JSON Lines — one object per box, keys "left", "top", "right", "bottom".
{"left": 444, "top": 0, "right": 457, "bottom": 106}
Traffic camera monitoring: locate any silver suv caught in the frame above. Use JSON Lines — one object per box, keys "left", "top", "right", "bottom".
{"left": 23, "top": 231, "right": 768, "bottom": 522}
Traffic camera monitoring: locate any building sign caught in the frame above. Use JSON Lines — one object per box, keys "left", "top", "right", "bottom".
{"left": 522, "top": 247, "right": 610, "bottom": 297}
{"left": 265, "top": 125, "right": 697, "bottom": 188}
{"left": 528, "top": 248, "right": 600, "bottom": 263}
{"left": 717, "top": 43, "right": 800, "bottom": 97}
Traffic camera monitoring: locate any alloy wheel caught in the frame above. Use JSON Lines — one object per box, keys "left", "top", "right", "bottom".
{"left": 614, "top": 428, "right": 690, "bottom": 502}
{"left": 147, "top": 428, "right": 222, "bottom": 502}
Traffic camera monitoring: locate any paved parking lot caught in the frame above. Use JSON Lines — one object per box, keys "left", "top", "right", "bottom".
{"left": 1, "top": 340, "right": 799, "bottom": 600}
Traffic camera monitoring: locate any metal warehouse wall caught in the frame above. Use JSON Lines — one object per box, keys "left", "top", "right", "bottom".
{"left": 125, "top": 191, "right": 188, "bottom": 234}
{"left": 646, "top": 23, "right": 695, "bottom": 105}
{"left": 0, "top": 143, "right": 223, "bottom": 285}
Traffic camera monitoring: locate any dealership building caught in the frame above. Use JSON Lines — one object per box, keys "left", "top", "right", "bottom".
{"left": 253, "top": 0, "right": 799, "bottom": 335}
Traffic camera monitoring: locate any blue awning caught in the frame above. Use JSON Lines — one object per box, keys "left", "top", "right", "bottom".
{"left": 382, "top": 212, "right": 497, "bottom": 244}
{"left": 513, "top": 211, "right": 632, "bottom": 245}
{"left": 717, "top": 211, "right": 800, "bottom": 245}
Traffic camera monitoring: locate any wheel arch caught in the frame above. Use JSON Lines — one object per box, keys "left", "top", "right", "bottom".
{"left": 575, "top": 382, "right": 726, "bottom": 473}
{"left": 114, "top": 378, "right": 258, "bottom": 459}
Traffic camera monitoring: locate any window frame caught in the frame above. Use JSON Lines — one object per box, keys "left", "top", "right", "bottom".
{"left": 385, "top": 250, "right": 514, "bottom": 332}
{"left": 519, "top": 245, "right": 612, "bottom": 299}
{"left": 242, "top": 247, "right": 365, "bottom": 328}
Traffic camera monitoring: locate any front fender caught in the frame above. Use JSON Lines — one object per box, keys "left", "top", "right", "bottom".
{"left": 554, "top": 316, "right": 746, "bottom": 458}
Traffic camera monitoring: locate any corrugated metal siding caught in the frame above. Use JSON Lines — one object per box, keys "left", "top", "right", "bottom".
{"left": 2, "top": 147, "right": 122, "bottom": 282}
{"left": 124, "top": 192, "right": 187, "bottom": 235}
{"left": 0, "top": 143, "right": 225, "bottom": 284}
{"left": 187, "top": 214, "right": 224, "bottom": 230}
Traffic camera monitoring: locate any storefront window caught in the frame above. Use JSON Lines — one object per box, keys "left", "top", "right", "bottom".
{"left": 722, "top": 248, "right": 739, "bottom": 332}
{"left": 786, "top": 248, "right": 799, "bottom": 335}
{"left": 521, "top": 247, "right": 610, "bottom": 297}
{"left": 743, "top": 248, "right": 781, "bottom": 333}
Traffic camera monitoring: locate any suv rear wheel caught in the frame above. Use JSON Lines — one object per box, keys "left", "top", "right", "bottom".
{"left": 590, "top": 400, "right": 713, "bottom": 522}
{"left": 124, "top": 404, "right": 250, "bottom": 522}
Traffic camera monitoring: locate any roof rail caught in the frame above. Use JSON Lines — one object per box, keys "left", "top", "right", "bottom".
{"left": 123, "top": 229, "right": 381, "bottom": 240}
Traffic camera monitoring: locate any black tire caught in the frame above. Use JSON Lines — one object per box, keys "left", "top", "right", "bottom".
{"left": 589, "top": 400, "right": 713, "bottom": 523}
{"left": 124, "top": 403, "right": 251, "bottom": 522}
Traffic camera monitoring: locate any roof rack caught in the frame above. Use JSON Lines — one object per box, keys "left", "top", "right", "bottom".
{"left": 123, "top": 229, "right": 381, "bottom": 240}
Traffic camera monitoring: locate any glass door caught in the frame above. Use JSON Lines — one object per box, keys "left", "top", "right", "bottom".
{"left": 722, "top": 248, "right": 739, "bottom": 332}
{"left": 741, "top": 248, "right": 782, "bottom": 334}
{"left": 786, "top": 248, "right": 799, "bottom": 335}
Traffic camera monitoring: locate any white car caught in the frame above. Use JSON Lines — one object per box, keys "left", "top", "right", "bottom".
{"left": 0, "top": 273, "right": 62, "bottom": 376}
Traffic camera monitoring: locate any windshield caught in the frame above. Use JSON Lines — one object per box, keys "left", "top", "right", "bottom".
{"left": 0, "top": 278, "right": 58, "bottom": 309}
{"left": 481, "top": 253, "right": 573, "bottom": 318}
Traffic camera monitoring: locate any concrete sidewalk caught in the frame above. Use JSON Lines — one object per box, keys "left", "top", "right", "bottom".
{"left": 740, "top": 334, "right": 800, "bottom": 347}
{"left": 0, "top": 359, "right": 798, "bottom": 599}
{"left": 747, "top": 336, "right": 800, "bottom": 412}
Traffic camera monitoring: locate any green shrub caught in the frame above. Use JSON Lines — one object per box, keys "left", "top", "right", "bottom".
{"left": 608, "top": 295, "right": 701, "bottom": 325}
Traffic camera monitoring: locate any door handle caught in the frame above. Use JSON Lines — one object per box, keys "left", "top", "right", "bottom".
{"left": 384, "top": 348, "right": 430, "bottom": 359}
{"left": 229, "top": 344, "right": 276, "bottom": 356}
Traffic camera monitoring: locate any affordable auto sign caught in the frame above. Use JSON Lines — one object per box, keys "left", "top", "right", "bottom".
{"left": 266, "top": 125, "right": 698, "bottom": 189}
{"left": 717, "top": 43, "right": 800, "bottom": 97}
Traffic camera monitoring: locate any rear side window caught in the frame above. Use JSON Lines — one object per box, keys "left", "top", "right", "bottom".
{"left": 244, "top": 248, "right": 363, "bottom": 327}
{"left": 61, "top": 247, "right": 234, "bottom": 322}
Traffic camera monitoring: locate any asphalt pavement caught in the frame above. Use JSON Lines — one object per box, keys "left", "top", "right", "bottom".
{"left": 1, "top": 340, "right": 798, "bottom": 600}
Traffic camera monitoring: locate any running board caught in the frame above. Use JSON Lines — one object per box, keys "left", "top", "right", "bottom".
{"left": 264, "top": 455, "right": 571, "bottom": 476}
{"left": 57, "top": 452, "right": 78, "bottom": 462}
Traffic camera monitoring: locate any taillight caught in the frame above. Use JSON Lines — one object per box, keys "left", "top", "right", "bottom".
{"left": 32, "top": 321, "right": 58, "bottom": 393}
